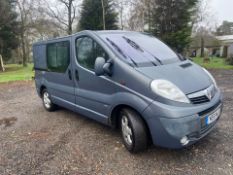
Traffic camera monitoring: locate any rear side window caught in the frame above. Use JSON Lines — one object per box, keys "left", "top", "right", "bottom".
{"left": 76, "top": 36, "right": 109, "bottom": 70}
{"left": 47, "top": 41, "right": 70, "bottom": 72}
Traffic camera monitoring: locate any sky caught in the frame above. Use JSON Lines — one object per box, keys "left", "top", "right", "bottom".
{"left": 210, "top": 0, "right": 233, "bottom": 24}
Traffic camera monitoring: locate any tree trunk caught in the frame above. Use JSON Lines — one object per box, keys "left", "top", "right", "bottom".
{"left": 0, "top": 54, "right": 5, "bottom": 72}
{"left": 26, "top": 37, "right": 31, "bottom": 63}
{"left": 120, "top": 2, "right": 123, "bottom": 30}
{"left": 21, "top": 31, "right": 27, "bottom": 67}
{"left": 101, "top": 0, "right": 106, "bottom": 30}
{"left": 68, "top": 0, "right": 72, "bottom": 35}
{"left": 201, "top": 37, "right": 205, "bottom": 58}
{"left": 17, "top": 1, "right": 27, "bottom": 67}
{"left": 146, "top": 0, "right": 151, "bottom": 32}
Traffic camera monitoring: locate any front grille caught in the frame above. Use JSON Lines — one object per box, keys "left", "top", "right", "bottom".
{"left": 189, "top": 95, "right": 210, "bottom": 104}
{"left": 187, "top": 85, "right": 216, "bottom": 105}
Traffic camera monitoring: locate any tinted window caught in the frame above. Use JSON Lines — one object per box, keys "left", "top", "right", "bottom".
{"left": 94, "top": 42, "right": 108, "bottom": 59}
{"left": 76, "top": 37, "right": 108, "bottom": 70}
{"left": 99, "top": 33, "right": 180, "bottom": 67}
{"left": 47, "top": 41, "right": 70, "bottom": 72}
{"left": 76, "top": 37, "right": 94, "bottom": 70}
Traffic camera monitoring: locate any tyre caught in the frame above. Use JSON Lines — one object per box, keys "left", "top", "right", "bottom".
{"left": 120, "top": 108, "right": 148, "bottom": 153}
{"left": 42, "top": 89, "right": 57, "bottom": 112}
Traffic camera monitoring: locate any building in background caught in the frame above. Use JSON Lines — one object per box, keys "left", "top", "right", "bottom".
{"left": 189, "top": 35, "right": 233, "bottom": 58}
{"left": 216, "top": 35, "right": 233, "bottom": 57}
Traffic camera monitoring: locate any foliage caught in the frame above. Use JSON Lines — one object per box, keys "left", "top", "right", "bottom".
{"left": 150, "top": 0, "right": 199, "bottom": 53}
{"left": 216, "top": 21, "right": 233, "bottom": 36}
{"left": 0, "top": 0, "right": 20, "bottom": 61}
{"left": 193, "top": 57, "right": 233, "bottom": 70}
{"left": 78, "top": 0, "right": 118, "bottom": 30}
{"left": 0, "top": 64, "right": 34, "bottom": 83}
{"left": 44, "top": 0, "right": 77, "bottom": 35}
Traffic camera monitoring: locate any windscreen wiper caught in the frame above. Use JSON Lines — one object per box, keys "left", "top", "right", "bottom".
{"left": 122, "top": 36, "right": 163, "bottom": 65}
{"left": 106, "top": 37, "right": 127, "bottom": 59}
{"left": 122, "top": 36, "right": 144, "bottom": 52}
{"left": 106, "top": 37, "right": 138, "bottom": 67}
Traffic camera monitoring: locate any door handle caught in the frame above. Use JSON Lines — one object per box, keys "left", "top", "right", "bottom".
{"left": 68, "top": 69, "right": 72, "bottom": 80}
{"left": 75, "top": 70, "right": 79, "bottom": 81}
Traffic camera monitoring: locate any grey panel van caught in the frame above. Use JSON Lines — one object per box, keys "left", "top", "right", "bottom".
{"left": 33, "top": 30, "right": 223, "bottom": 153}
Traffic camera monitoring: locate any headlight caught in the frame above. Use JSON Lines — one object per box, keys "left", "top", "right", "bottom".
{"left": 151, "top": 79, "right": 190, "bottom": 103}
{"left": 202, "top": 68, "right": 218, "bottom": 88}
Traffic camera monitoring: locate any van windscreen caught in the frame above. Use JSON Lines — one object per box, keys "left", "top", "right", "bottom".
{"left": 99, "top": 33, "right": 181, "bottom": 67}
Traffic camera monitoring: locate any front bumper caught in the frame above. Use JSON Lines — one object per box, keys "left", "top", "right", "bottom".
{"left": 143, "top": 89, "right": 223, "bottom": 149}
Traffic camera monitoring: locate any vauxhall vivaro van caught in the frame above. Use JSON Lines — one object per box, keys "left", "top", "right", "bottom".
{"left": 33, "top": 30, "right": 223, "bottom": 153}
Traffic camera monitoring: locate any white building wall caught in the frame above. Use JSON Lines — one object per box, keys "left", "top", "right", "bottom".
{"left": 220, "top": 46, "right": 224, "bottom": 57}
{"left": 228, "top": 44, "right": 233, "bottom": 57}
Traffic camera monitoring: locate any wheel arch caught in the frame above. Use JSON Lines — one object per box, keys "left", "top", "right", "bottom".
{"left": 39, "top": 85, "right": 47, "bottom": 97}
{"left": 110, "top": 104, "right": 152, "bottom": 143}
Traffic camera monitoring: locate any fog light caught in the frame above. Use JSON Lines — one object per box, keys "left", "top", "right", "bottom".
{"left": 180, "top": 136, "right": 189, "bottom": 146}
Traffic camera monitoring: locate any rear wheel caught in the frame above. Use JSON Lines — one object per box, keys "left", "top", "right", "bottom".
{"left": 120, "top": 108, "right": 148, "bottom": 153}
{"left": 42, "top": 89, "right": 57, "bottom": 112}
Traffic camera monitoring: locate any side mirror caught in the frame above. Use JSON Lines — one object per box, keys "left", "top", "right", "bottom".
{"left": 103, "top": 60, "right": 113, "bottom": 76}
{"left": 94, "top": 57, "right": 113, "bottom": 76}
{"left": 95, "top": 57, "right": 105, "bottom": 76}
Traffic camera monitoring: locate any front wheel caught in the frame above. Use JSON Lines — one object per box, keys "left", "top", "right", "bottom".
{"left": 42, "top": 89, "right": 57, "bottom": 112}
{"left": 120, "top": 108, "right": 148, "bottom": 153}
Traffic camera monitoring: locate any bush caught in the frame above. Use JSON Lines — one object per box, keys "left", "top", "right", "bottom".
{"left": 226, "top": 54, "right": 233, "bottom": 65}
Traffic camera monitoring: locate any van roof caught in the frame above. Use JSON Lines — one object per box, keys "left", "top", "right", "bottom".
{"left": 33, "top": 30, "right": 138, "bottom": 46}
{"left": 96, "top": 30, "right": 134, "bottom": 34}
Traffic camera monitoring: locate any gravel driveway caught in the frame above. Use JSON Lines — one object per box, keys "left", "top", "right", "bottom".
{"left": 0, "top": 70, "right": 233, "bottom": 175}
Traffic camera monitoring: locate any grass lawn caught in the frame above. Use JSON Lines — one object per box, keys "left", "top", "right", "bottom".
{"left": 192, "top": 57, "right": 233, "bottom": 70}
{"left": 0, "top": 64, "right": 34, "bottom": 83}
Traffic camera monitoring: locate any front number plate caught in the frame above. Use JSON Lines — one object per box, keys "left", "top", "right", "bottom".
{"left": 205, "top": 107, "right": 221, "bottom": 125}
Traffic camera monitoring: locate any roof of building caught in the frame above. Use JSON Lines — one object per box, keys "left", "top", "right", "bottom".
{"left": 190, "top": 35, "right": 221, "bottom": 48}
{"left": 216, "top": 35, "right": 233, "bottom": 41}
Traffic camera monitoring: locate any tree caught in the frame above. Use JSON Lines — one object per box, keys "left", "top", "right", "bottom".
{"left": 43, "top": 0, "right": 79, "bottom": 35}
{"left": 113, "top": 0, "right": 135, "bottom": 30}
{"left": 16, "top": 0, "right": 51, "bottom": 66}
{"left": 216, "top": 21, "right": 233, "bottom": 36}
{"left": 0, "top": 54, "right": 5, "bottom": 72}
{"left": 16, "top": 0, "right": 34, "bottom": 67}
{"left": 193, "top": 0, "right": 217, "bottom": 57}
{"left": 0, "top": 0, "right": 20, "bottom": 62}
{"left": 127, "top": 0, "right": 156, "bottom": 32}
{"left": 78, "top": 0, "right": 118, "bottom": 30}
{"left": 101, "top": 0, "right": 106, "bottom": 30}
{"left": 14, "top": 0, "right": 64, "bottom": 66}
{"left": 151, "top": 0, "right": 199, "bottom": 53}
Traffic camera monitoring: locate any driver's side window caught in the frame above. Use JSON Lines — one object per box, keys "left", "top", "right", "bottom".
{"left": 76, "top": 36, "right": 108, "bottom": 70}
